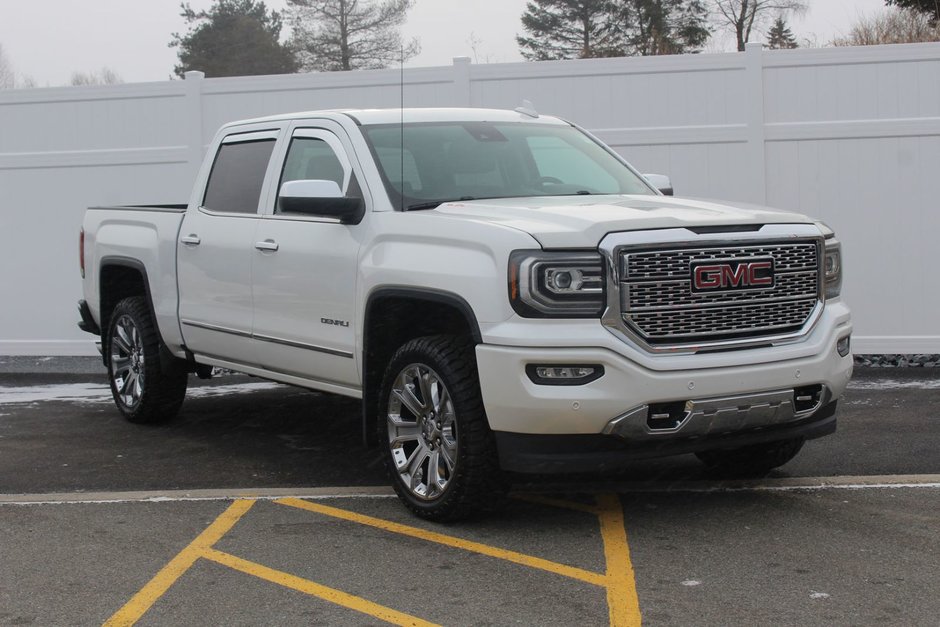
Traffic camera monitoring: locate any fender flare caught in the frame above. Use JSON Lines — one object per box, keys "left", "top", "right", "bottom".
{"left": 360, "top": 286, "right": 483, "bottom": 445}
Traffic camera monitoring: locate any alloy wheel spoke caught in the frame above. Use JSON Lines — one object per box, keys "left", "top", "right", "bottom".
{"left": 393, "top": 386, "right": 425, "bottom": 418}
{"left": 122, "top": 371, "right": 136, "bottom": 395}
{"left": 111, "top": 333, "right": 131, "bottom": 355}
{"left": 429, "top": 378, "right": 442, "bottom": 415}
{"left": 439, "top": 440, "right": 457, "bottom": 473}
{"left": 116, "top": 323, "right": 133, "bottom": 351}
{"left": 427, "top": 450, "right": 443, "bottom": 493}
{"left": 404, "top": 442, "right": 429, "bottom": 476}
{"left": 417, "top": 369, "right": 433, "bottom": 410}
{"left": 389, "top": 422, "right": 421, "bottom": 446}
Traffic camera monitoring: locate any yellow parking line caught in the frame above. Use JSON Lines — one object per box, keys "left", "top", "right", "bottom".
{"left": 276, "top": 497, "right": 607, "bottom": 587}
{"left": 103, "top": 499, "right": 256, "bottom": 627}
{"left": 596, "top": 494, "right": 642, "bottom": 627}
{"left": 203, "top": 548, "right": 438, "bottom": 627}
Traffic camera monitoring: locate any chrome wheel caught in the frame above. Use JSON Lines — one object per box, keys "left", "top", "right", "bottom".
{"left": 109, "top": 314, "right": 145, "bottom": 409}
{"left": 387, "top": 363, "right": 458, "bottom": 501}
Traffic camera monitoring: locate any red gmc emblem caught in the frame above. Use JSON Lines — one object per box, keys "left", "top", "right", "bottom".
{"left": 690, "top": 258, "right": 775, "bottom": 293}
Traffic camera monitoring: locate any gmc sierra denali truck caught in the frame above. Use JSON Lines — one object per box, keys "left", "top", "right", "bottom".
{"left": 78, "top": 108, "right": 852, "bottom": 520}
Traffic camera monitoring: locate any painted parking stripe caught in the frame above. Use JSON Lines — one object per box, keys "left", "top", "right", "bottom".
{"left": 276, "top": 497, "right": 608, "bottom": 587}
{"left": 104, "top": 499, "right": 438, "bottom": 627}
{"left": 202, "top": 548, "right": 438, "bottom": 627}
{"left": 597, "top": 494, "right": 642, "bottom": 627}
{"left": 104, "top": 499, "right": 256, "bottom": 627}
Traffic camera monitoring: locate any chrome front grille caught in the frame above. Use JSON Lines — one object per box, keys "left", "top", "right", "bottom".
{"left": 620, "top": 241, "right": 821, "bottom": 345}
{"left": 625, "top": 243, "right": 817, "bottom": 279}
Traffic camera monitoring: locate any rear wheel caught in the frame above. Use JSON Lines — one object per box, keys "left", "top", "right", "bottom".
{"left": 695, "top": 437, "right": 805, "bottom": 476}
{"left": 106, "top": 296, "right": 188, "bottom": 424}
{"left": 378, "top": 335, "right": 507, "bottom": 521}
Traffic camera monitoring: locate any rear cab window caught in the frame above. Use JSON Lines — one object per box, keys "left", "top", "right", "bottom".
{"left": 203, "top": 135, "right": 277, "bottom": 214}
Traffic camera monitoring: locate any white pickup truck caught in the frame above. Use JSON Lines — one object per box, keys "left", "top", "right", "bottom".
{"left": 79, "top": 108, "right": 852, "bottom": 519}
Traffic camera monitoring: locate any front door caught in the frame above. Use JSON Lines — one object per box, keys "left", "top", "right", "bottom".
{"left": 250, "top": 125, "right": 364, "bottom": 390}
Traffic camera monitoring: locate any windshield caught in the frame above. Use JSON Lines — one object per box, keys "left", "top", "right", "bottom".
{"left": 360, "top": 121, "right": 655, "bottom": 210}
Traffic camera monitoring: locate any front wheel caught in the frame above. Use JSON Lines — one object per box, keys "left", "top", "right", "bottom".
{"left": 695, "top": 437, "right": 805, "bottom": 476}
{"left": 378, "top": 335, "right": 507, "bottom": 521}
{"left": 106, "top": 296, "right": 188, "bottom": 424}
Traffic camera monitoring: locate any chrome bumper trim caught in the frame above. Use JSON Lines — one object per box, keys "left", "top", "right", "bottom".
{"left": 603, "top": 386, "right": 829, "bottom": 441}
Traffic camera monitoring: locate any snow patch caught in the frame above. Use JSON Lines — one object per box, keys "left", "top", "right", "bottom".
{"left": 0, "top": 383, "right": 113, "bottom": 405}
{"left": 810, "top": 591, "right": 830, "bottom": 599}
{"left": 185, "top": 382, "right": 284, "bottom": 399}
{"left": 0, "top": 382, "right": 286, "bottom": 405}
{"left": 680, "top": 580, "right": 701, "bottom": 587}
{"left": 848, "top": 378, "right": 940, "bottom": 390}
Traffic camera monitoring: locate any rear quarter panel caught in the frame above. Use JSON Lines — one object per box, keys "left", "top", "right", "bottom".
{"left": 83, "top": 207, "right": 186, "bottom": 353}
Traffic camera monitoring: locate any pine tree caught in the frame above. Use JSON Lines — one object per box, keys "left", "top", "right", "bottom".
{"left": 766, "top": 16, "right": 798, "bottom": 49}
{"left": 886, "top": 0, "right": 940, "bottom": 24}
{"left": 171, "top": 0, "right": 297, "bottom": 78}
{"left": 516, "top": 0, "right": 624, "bottom": 60}
{"left": 517, "top": 0, "right": 710, "bottom": 60}
{"left": 619, "top": 0, "right": 711, "bottom": 56}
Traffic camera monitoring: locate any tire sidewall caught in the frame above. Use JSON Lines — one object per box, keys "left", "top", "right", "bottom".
{"left": 106, "top": 297, "right": 176, "bottom": 423}
{"left": 377, "top": 338, "right": 481, "bottom": 518}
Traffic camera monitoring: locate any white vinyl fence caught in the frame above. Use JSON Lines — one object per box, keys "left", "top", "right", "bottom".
{"left": 1, "top": 42, "right": 938, "bottom": 355}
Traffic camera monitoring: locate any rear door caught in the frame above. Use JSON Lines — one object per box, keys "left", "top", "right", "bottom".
{"left": 250, "top": 122, "right": 367, "bottom": 390}
{"left": 177, "top": 127, "right": 282, "bottom": 365}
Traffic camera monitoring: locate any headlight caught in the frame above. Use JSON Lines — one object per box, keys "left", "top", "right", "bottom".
{"left": 824, "top": 238, "right": 842, "bottom": 299}
{"left": 509, "top": 250, "right": 605, "bottom": 317}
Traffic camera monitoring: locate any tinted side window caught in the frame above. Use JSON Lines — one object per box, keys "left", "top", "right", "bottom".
{"left": 280, "top": 137, "right": 346, "bottom": 190}
{"left": 203, "top": 139, "right": 276, "bottom": 214}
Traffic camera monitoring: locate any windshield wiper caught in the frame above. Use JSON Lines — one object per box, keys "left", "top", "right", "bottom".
{"left": 405, "top": 197, "right": 476, "bottom": 211}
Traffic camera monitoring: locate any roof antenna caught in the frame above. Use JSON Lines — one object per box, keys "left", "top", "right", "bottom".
{"left": 400, "top": 45, "right": 405, "bottom": 211}
{"left": 515, "top": 99, "right": 539, "bottom": 118}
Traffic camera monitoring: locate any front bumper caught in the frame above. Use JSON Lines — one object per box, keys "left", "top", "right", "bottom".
{"left": 475, "top": 308, "right": 852, "bottom": 472}
{"left": 495, "top": 400, "right": 838, "bottom": 474}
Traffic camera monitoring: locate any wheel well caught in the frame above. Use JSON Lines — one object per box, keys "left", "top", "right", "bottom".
{"left": 362, "top": 291, "right": 481, "bottom": 446}
{"left": 99, "top": 264, "right": 148, "bottom": 339}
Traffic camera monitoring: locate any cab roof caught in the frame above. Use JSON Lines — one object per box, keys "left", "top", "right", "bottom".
{"left": 224, "top": 107, "right": 571, "bottom": 129}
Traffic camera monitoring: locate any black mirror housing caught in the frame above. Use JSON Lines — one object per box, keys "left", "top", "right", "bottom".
{"left": 278, "top": 196, "right": 365, "bottom": 224}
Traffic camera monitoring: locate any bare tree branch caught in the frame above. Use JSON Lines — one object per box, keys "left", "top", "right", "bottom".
{"left": 833, "top": 7, "right": 940, "bottom": 46}
{"left": 288, "top": 0, "right": 419, "bottom": 71}
{"left": 711, "top": 0, "right": 806, "bottom": 50}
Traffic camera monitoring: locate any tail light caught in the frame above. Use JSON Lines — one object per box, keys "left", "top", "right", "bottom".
{"left": 79, "top": 228, "right": 85, "bottom": 278}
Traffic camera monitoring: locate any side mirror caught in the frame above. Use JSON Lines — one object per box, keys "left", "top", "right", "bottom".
{"left": 278, "top": 179, "right": 364, "bottom": 224}
{"left": 643, "top": 174, "right": 674, "bottom": 196}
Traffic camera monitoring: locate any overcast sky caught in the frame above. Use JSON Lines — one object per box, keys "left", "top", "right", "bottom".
{"left": 1, "top": 0, "right": 889, "bottom": 86}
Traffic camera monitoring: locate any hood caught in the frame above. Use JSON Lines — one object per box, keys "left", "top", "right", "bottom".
{"left": 432, "top": 195, "right": 813, "bottom": 249}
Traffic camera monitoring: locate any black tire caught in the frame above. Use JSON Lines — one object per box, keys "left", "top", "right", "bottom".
{"left": 105, "top": 296, "right": 188, "bottom": 424}
{"left": 695, "top": 437, "right": 805, "bottom": 476}
{"left": 378, "top": 335, "right": 507, "bottom": 521}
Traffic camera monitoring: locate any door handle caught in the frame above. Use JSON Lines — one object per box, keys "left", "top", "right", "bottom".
{"left": 180, "top": 234, "right": 201, "bottom": 246}
{"left": 255, "top": 239, "right": 279, "bottom": 252}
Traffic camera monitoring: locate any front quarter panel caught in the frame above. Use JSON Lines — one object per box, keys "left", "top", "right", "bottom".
{"left": 358, "top": 211, "right": 538, "bottom": 336}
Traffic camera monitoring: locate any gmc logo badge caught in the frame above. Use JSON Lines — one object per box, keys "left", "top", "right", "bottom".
{"left": 690, "top": 258, "right": 775, "bottom": 293}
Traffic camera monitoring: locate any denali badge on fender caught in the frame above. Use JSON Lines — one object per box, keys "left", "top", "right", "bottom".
{"left": 690, "top": 258, "right": 775, "bottom": 293}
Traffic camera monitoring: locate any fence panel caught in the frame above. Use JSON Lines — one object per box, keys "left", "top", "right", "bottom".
{"left": 1, "top": 43, "right": 938, "bottom": 355}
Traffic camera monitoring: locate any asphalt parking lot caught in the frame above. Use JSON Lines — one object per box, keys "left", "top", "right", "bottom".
{"left": 1, "top": 360, "right": 938, "bottom": 626}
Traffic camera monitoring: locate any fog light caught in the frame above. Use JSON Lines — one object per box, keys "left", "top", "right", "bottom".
{"left": 526, "top": 364, "right": 604, "bottom": 386}
{"left": 837, "top": 335, "right": 851, "bottom": 357}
